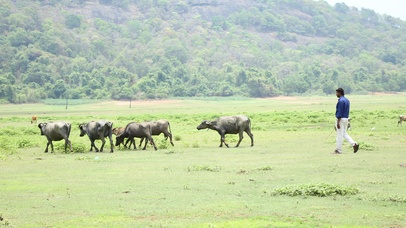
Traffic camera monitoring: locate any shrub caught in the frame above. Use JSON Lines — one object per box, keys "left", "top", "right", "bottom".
{"left": 17, "top": 139, "right": 34, "bottom": 148}
{"left": 72, "top": 143, "right": 87, "bottom": 153}
{"left": 274, "top": 183, "right": 359, "bottom": 197}
{"left": 157, "top": 139, "right": 169, "bottom": 149}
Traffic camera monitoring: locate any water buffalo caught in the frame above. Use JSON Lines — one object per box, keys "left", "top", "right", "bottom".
{"left": 116, "top": 122, "right": 157, "bottom": 150}
{"left": 79, "top": 120, "right": 114, "bottom": 153}
{"left": 197, "top": 115, "right": 254, "bottom": 148}
{"left": 38, "top": 122, "right": 72, "bottom": 153}
{"left": 138, "top": 119, "right": 174, "bottom": 148}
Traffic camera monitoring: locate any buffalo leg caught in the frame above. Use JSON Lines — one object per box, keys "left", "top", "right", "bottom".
{"left": 124, "top": 138, "right": 135, "bottom": 149}
{"left": 45, "top": 140, "right": 51, "bottom": 153}
{"left": 235, "top": 131, "right": 244, "bottom": 147}
{"left": 142, "top": 138, "right": 148, "bottom": 150}
{"left": 245, "top": 129, "right": 254, "bottom": 147}
{"left": 99, "top": 137, "right": 106, "bottom": 152}
{"left": 49, "top": 141, "right": 55, "bottom": 153}
{"left": 165, "top": 132, "right": 174, "bottom": 146}
{"left": 220, "top": 133, "right": 229, "bottom": 148}
{"left": 108, "top": 135, "right": 114, "bottom": 153}
{"left": 65, "top": 138, "right": 72, "bottom": 153}
{"left": 139, "top": 137, "right": 145, "bottom": 148}
{"left": 91, "top": 140, "right": 99, "bottom": 152}
{"left": 149, "top": 137, "right": 157, "bottom": 150}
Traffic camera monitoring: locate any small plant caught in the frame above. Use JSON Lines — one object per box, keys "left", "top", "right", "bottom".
{"left": 174, "top": 135, "right": 181, "bottom": 141}
{"left": 387, "top": 196, "right": 406, "bottom": 203}
{"left": 274, "top": 183, "right": 359, "bottom": 197}
{"left": 187, "top": 165, "right": 220, "bottom": 172}
{"left": 257, "top": 166, "right": 273, "bottom": 171}
{"left": 165, "top": 150, "right": 175, "bottom": 155}
{"left": 358, "top": 141, "right": 375, "bottom": 151}
{"left": 192, "top": 142, "right": 199, "bottom": 148}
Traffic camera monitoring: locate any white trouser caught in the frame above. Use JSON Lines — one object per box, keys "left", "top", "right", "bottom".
{"left": 336, "top": 118, "right": 356, "bottom": 153}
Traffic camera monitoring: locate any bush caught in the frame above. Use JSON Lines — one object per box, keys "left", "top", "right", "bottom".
{"left": 17, "top": 139, "right": 34, "bottom": 148}
{"left": 274, "top": 183, "right": 359, "bottom": 197}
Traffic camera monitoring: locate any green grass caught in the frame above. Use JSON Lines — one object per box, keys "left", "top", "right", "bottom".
{"left": 0, "top": 95, "right": 406, "bottom": 227}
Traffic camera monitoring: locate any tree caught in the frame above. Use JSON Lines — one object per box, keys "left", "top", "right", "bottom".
{"left": 53, "top": 79, "right": 67, "bottom": 98}
{"left": 65, "top": 14, "right": 81, "bottom": 29}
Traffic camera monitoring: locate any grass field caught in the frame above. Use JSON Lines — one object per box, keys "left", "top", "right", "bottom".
{"left": 0, "top": 95, "right": 406, "bottom": 227}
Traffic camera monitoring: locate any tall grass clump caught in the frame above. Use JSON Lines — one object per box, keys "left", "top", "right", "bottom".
{"left": 274, "top": 183, "right": 359, "bottom": 197}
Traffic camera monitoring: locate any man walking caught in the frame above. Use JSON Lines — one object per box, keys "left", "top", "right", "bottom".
{"left": 333, "top": 88, "right": 359, "bottom": 154}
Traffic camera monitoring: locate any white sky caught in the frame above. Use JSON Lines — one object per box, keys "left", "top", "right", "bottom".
{"left": 322, "top": 0, "right": 406, "bottom": 20}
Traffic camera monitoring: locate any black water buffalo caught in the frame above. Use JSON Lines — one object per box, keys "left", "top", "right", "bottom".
{"left": 115, "top": 122, "right": 157, "bottom": 150}
{"left": 197, "top": 115, "right": 254, "bottom": 148}
{"left": 139, "top": 119, "right": 174, "bottom": 148}
{"left": 79, "top": 120, "right": 114, "bottom": 152}
{"left": 38, "top": 122, "right": 72, "bottom": 153}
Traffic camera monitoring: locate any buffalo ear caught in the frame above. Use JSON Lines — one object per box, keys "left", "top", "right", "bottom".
{"left": 78, "top": 124, "right": 83, "bottom": 129}
{"left": 205, "top": 121, "right": 211, "bottom": 125}
{"left": 38, "top": 123, "right": 42, "bottom": 129}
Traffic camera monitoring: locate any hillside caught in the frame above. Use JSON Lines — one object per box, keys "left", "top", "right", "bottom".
{"left": 0, "top": 0, "right": 405, "bottom": 103}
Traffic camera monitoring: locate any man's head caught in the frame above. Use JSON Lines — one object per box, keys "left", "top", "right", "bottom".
{"left": 336, "top": 88, "right": 344, "bottom": 97}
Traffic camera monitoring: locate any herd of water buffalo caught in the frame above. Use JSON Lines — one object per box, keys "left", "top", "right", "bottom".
{"left": 35, "top": 115, "right": 255, "bottom": 153}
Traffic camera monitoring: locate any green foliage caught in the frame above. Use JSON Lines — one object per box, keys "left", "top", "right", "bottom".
{"left": 65, "top": 14, "right": 81, "bottom": 29}
{"left": 0, "top": 0, "right": 405, "bottom": 103}
{"left": 274, "top": 183, "right": 359, "bottom": 197}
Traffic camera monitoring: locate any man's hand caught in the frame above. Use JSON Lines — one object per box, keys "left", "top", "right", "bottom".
{"left": 337, "top": 123, "right": 341, "bottom": 129}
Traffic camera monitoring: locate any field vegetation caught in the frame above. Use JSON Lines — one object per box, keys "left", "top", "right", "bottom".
{"left": 0, "top": 95, "right": 405, "bottom": 227}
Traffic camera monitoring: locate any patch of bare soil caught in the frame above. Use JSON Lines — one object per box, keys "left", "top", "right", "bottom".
{"left": 103, "top": 100, "right": 182, "bottom": 106}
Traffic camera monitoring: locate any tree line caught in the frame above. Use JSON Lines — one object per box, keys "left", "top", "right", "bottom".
{"left": 0, "top": 0, "right": 405, "bottom": 103}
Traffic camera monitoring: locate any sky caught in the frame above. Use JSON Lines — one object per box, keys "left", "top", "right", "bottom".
{"left": 322, "top": 0, "right": 406, "bottom": 21}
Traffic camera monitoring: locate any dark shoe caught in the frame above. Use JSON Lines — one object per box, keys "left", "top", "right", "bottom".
{"left": 353, "top": 144, "right": 359, "bottom": 153}
{"left": 331, "top": 150, "right": 342, "bottom": 154}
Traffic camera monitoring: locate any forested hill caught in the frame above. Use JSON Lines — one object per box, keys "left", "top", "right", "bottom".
{"left": 0, "top": 0, "right": 405, "bottom": 103}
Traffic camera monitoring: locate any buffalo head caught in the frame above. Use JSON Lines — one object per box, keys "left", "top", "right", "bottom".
{"left": 38, "top": 123, "right": 47, "bottom": 135}
{"left": 115, "top": 134, "right": 124, "bottom": 146}
{"left": 197, "top": 121, "right": 211, "bottom": 130}
{"left": 78, "top": 123, "right": 87, "bottom": 137}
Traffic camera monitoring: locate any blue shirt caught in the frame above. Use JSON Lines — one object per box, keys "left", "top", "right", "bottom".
{"left": 336, "top": 96, "right": 350, "bottom": 118}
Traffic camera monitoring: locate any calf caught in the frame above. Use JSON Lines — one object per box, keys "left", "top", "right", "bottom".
{"left": 31, "top": 116, "right": 37, "bottom": 124}
{"left": 116, "top": 122, "right": 157, "bottom": 150}
{"left": 79, "top": 120, "right": 114, "bottom": 152}
{"left": 112, "top": 127, "right": 133, "bottom": 148}
{"left": 197, "top": 115, "right": 254, "bottom": 148}
{"left": 38, "top": 122, "right": 72, "bottom": 153}
{"left": 398, "top": 115, "right": 406, "bottom": 126}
